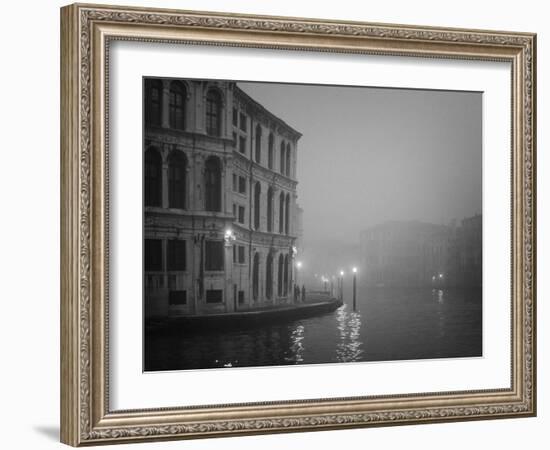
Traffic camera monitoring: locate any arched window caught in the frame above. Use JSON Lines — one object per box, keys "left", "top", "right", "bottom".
{"left": 169, "top": 81, "right": 186, "bottom": 130}
{"left": 144, "top": 147, "right": 162, "bottom": 207}
{"left": 267, "top": 187, "right": 274, "bottom": 232}
{"left": 168, "top": 151, "right": 187, "bottom": 209}
{"left": 286, "top": 143, "right": 291, "bottom": 177}
{"left": 283, "top": 254, "right": 290, "bottom": 296}
{"left": 279, "top": 192, "right": 285, "bottom": 233}
{"left": 280, "top": 141, "right": 286, "bottom": 175}
{"left": 206, "top": 89, "right": 222, "bottom": 136}
{"left": 285, "top": 193, "right": 290, "bottom": 235}
{"left": 252, "top": 253, "right": 260, "bottom": 302}
{"left": 204, "top": 156, "right": 222, "bottom": 212}
{"left": 145, "top": 79, "right": 162, "bottom": 126}
{"left": 268, "top": 133, "right": 274, "bottom": 169}
{"left": 254, "top": 182, "right": 261, "bottom": 230}
{"left": 266, "top": 253, "right": 273, "bottom": 300}
{"left": 277, "top": 254, "right": 284, "bottom": 297}
{"left": 255, "top": 124, "right": 262, "bottom": 164}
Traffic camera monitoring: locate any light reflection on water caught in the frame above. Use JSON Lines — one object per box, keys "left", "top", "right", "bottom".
{"left": 145, "top": 287, "right": 482, "bottom": 371}
{"left": 335, "top": 304, "right": 363, "bottom": 363}
{"left": 286, "top": 324, "right": 305, "bottom": 363}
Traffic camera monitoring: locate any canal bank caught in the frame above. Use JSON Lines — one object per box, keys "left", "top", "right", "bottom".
{"left": 146, "top": 293, "right": 342, "bottom": 333}
{"left": 144, "top": 287, "right": 482, "bottom": 371}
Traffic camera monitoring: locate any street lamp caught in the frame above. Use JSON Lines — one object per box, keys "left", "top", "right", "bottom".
{"left": 339, "top": 270, "right": 344, "bottom": 301}
{"left": 295, "top": 261, "right": 302, "bottom": 294}
{"left": 352, "top": 267, "right": 358, "bottom": 311}
{"left": 224, "top": 228, "right": 236, "bottom": 246}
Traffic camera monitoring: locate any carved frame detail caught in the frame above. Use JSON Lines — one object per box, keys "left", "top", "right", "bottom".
{"left": 60, "top": 3, "right": 536, "bottom": 446}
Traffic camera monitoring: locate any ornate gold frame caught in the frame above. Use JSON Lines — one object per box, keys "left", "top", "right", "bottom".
{"left": 60, "top": 3, "right": 536, "bottom": 446}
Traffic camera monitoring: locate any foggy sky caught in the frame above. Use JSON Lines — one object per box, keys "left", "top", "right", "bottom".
{"left": 239, "top": 82, "right": 482, "bottom": 248}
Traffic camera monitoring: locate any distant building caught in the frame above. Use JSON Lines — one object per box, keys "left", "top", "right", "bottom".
{"left": 144, "top": 78, "right": 302, "bottom": 318}
{"left": 360, "top": 216, "right": 482, "bottom": 288}
{"left": 360, "top": 221, "right": 451, "bottom": 287}
{"left": 455, "top": 214, "right": 482, "bottom": 287}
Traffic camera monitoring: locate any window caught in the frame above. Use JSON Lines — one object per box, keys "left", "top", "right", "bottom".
{"left": 255, "top": 124, "right": 262, "bottom": 163}
{"left": 279, "top": 192, "right": 285, "bottom": 233}
{"left": 280, "top": 141, "right": 286, "bottom": 175}
{"left": 239, "top": 136, "right": 246, "bottom": 154}
{"left": 232, "top": 107, "right": 238, "bottom": 127}
{"left": 285, "top": 193, "right": 290, "bottom": 235}
{"left": 167, "top": 240, "right": 186, "bottom": 271}
{"left": 238, "top": 245, "right": 245, "bottom": 264}
{"left": 284, "top": 254, "right": 290, "bottom": 295}
{"left": 268, "top": 133, "right": 274, "bottom": 169}
{"left": 239, "top": 112, "right": 247, "bottom": 132}
{"left": 254, "top": 182, "right": 261, "bottom": 230}
{"left": 266, "top": 253, "right": 273, "bottom": 300}
{"left": 238, "top": 206, "right": 245, "bottom": 224}
{"left": 238, "top": 290, "right": 245, "bottom": 304}
{"left": 232, "top": 203, "right": 237, "bottom": 217}
{"left": 144, "top": 239, "right": 162, "bottom": 271}
{"left": 277, "top": 254, "right": 284, "bottom": 297}
{"left": 204, "top": 156, "right": 222, "bottom": 212}
{"left": 205, "top": 240, "right": 224, "bottom": 271}
{"left": 252, "top": 253, "right": 260, "bottom": 301}
{"left": 267, "top": 187, "right": 274, "bottom": 232}
{"left": 232, "top": 173, "right": 238, "bottom": 192}
{"left": 144, "top": 79, "right": 162, "bottom": 126}
{"left": 238, "top": 176, "right": 246, "bottom": 194}
{"left": 168, "top": 151, "right": 187, "bottom": 209}
{"left": 286, "top": 143, "right": 291, "bottom": 176}
{"left": 169, "top": 291, "right": 187, "bottom": 305}
{"left": 232, "top": 245, "right": 246, "bottom": 264}
{"left": 144, "top": 148, "right": 162, "bottom": 207}
{"left": 206, "top": 89, "right": 222, "bottom": 136}
{"left": 206, "top": 290, "right": 223, "bottom": 303}
{"left": 169, "top": 81, "right": 186, "bottom": 130}
{"left": 232, "top": 132, "right": 237, "bottom": 145}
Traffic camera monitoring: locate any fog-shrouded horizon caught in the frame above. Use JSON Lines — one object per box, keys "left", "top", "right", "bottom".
{"left": 239, "top": 81, "right": 481, "bottom": 237}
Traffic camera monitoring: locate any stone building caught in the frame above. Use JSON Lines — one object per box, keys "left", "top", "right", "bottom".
{"left": 360, "top": 221, "right": 451, "bottom": 287}
{"left": 455, "top": 214, "right": 482, "bottom": 287}
{"left": 143, "top": 78, "right": 302, "bottom": 318}
{"left": 359, "top": 216, "right": 482, "bottom": 288}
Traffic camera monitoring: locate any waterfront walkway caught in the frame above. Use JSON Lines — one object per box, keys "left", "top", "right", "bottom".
{"left": 234, "top": 291, "right": 337, "bottom": 313}
{"left": 147, "top": 292, "right": 342, "bottom": 332}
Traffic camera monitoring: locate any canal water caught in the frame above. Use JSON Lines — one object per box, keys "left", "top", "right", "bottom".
{"left": 144, "top": 287, "right": 482, "bottom": 371}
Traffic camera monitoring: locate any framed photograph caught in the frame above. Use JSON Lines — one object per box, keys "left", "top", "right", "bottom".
{"left": 60, "top": 3, "right": 536, "bottom": 446}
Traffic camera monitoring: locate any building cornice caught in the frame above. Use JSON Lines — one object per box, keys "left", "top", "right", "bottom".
{"left": 234, "top": 86, "right": 302, "bottom": 141}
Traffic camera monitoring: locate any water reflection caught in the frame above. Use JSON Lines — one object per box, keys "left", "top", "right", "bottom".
{"left": 431, "top": 288, "right": 446, "bottom": 340}
{"left": 335, "top": 304, "right": 363, "bottom": 363}
{"left": 286, "top": 324, "right": 305, "bottom": 363}
{"left": 145, "top": 288, "right": 482, "bottom": 371}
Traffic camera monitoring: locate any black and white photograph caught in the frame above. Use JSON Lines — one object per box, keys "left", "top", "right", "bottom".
{"left": 143, "top": 77, "right": 482, "bottom": 372}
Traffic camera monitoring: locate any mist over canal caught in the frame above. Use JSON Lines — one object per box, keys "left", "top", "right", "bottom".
{"left": 144, "top": 285, "right": 481, "bottom": 371}
{"left": 143, "top": 79, "right": 483, "bottom": 372}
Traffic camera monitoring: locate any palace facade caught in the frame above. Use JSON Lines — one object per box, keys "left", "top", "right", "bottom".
{"left": 359, "top": 215, "right": 482, "bottom": 288}
{"left": 144, "top": 78, "right": 302, "bottom": 318}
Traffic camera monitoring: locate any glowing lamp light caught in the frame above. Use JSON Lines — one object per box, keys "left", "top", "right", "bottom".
{"left": 296, "top": 261, "right": 303, "bottom": 269}
{"left": 224, "top": 228, "right": 236, "bottom": 244}
{"left": 352, "top": 267, "right": 358, "bottom": 274}
{"left": 439, "top": 273, "right": 444, "bottom": 279}
{"left": 340, "top": 271, "right": 344, "bottom": 277}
